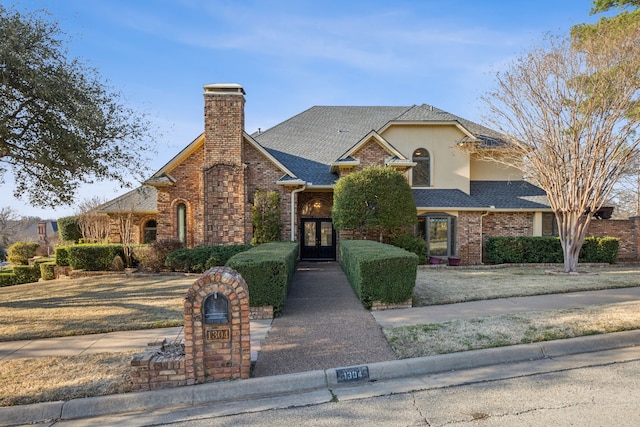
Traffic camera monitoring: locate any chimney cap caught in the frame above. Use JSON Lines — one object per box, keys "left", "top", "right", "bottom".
{"left": 203, "top": 83, "right": 245, "bottom": 95}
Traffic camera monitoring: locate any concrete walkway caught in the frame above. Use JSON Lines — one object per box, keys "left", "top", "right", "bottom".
{"left": 251, "top": 262, "right": 397, "bottom": 377}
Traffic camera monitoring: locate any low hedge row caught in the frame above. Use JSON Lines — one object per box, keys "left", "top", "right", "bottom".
{"left": 67, "top": 245, "right": 126, "bottom": 271}
{"left": 165, "top": 245, "right": 253, "bottom": 273}
{"left": 339, "top": 240, "right": 418, "bottom": 309}
{"left": 0, "top": 272, "right": 16, "bottom": 287}
{"left": 225, "top": 242, "right": 299, "bottom": 315}
{"left": 485, "top": 236, "right": 619, "bottom": 264}
{"left": 0, "top": 257, "right": 54, "bottom": 286}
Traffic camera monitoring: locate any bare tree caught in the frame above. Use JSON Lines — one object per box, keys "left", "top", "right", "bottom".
{"left": 111, "top": 200, "right": 136, "bottom": 269}
{"left": 472, "top": 31, "right": 640, "bottom": 272}
{"left": 0, "top": 206, "right": 18, "bottom": 256}
{"left": 75, "top": 197, "right": 110, "bottom": 243}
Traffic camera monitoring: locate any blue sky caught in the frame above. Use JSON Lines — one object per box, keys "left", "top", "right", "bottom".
{"left": 3, "top": 0, "right": 602, "bottom": 219}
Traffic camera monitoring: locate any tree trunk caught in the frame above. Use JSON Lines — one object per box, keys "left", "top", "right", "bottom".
{"left": 557, "top": 211, "right": 591, "bottom": 273}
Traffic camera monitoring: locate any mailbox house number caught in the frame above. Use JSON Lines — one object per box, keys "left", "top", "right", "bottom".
{"left": 205, "top": 328, "right": 230, "bottom": 341}
{"left": 336, "top": 366, "right": 369, "bottom": 383}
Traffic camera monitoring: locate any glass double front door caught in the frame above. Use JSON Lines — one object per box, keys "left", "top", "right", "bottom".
{"left": 301, "top": 219, "right": 336, "bottom": 260}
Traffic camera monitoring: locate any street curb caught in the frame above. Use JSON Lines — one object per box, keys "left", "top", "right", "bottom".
{"left": 2, "top": 330, "right": 639, "bottom": 426}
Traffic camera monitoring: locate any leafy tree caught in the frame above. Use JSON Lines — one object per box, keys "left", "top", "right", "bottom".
{"left": 0, "top": 6, "right": 152, "bottom": 207}
{"left": 332, "top": 166, "right": 417, "bottom": 242}
{"left": 251, "top": 189, "right": 282, "bottom": 244}
{"left": 474, "top": 30, "right": 640, "bottom": 273}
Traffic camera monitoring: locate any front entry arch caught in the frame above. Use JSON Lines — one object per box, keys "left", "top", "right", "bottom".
{"left": 301, "top": 218, "right": 336, "bottom": 260}
{"left": 299, "top": 194, "right": 336, "bottom": 260}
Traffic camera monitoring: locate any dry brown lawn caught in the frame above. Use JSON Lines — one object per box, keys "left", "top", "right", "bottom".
{"left": 0, "top": 274, "right": 194, "bottom": 341}
{"left": 413, "top": 265, "right": 640, "bottom": 306}
{"left": 384, "top": 301, "right": 640, "bottom": 359}
{"left": 0, "top": 352, "right": 135, "bottom": 406}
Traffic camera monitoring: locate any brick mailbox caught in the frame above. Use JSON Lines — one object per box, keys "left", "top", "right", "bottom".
{"left": 184, "top": 266, "right": 251, "bottom": 383}
{"left": 131, "top": 266, "right": 251, "bottom": 390}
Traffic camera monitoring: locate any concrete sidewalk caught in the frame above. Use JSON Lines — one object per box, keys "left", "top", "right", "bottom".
{"left": 0, "top": 320, "right": 273, "bottom": 363}
{"left": 373, "top": 286, "right": 640, "bottom": 328}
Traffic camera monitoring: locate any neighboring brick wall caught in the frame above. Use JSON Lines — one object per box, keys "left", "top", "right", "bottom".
{"left": 483, "top": 212, "right": 534, "bottom": 238}
{"left": 586, "top": 217, "right": 640, "bottom": 261}
{"left": 456, "top": 211, "right": 483, "bottom": 265}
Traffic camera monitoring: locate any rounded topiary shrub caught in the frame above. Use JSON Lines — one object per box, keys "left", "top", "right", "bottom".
{"left": 7, "top": 242, "right": 40, "bottom": 265}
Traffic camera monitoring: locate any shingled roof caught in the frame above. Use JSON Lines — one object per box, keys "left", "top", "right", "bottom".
{"left": 252, "top": 105, "right": 506, "bottom": 185}
{"left": 413, "top": 181, "right": 550, "bottom": 210}
{"left": 97, "top": 186, "right": 158, "bottom": 213}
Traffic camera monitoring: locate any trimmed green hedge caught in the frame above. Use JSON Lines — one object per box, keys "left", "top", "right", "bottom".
{"left": 165, "top": 245, "right": 252, "bottom": 273}
{"left": 13, "top": 265, "right": 41, "bottom": 284}
{"left": 339, "top": 240, "right": 418, "bottom": 309}
{"left": 0, "top": 272, "right": 16, "bottom": 287}
{"left": 225, "top": 242, "right": 298, "bottom": 315}
{"left": 55, "top": 246, "right": 71, "bottom": 266}
{"left": 485, "top": 236, "right": 619, "bottom": 264}
{"left": 68, "top": 245, "right": 125, "bottom": 271}
{"left": 40, "top": 262, "right": 56, "bottom": 280}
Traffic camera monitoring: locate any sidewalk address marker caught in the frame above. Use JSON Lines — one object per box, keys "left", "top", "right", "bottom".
{"left": 336, "top": 366, "right": 369, "bottom": 383}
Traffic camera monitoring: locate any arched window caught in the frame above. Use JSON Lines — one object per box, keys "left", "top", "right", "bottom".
{"left": 177, "top": 203, "right": 187, "bottom": 243}
{"left": 412, "top": 148, "right": 431, "bottom": 187}
{"left": 143, "top": 219, "right": 157, "bottom": 244}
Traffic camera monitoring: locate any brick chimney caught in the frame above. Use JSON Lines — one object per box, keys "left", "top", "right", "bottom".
{"left": 203, "top": 83, "right": 246, "bottom": 168}
{"left": 202, "top": 83, "right": 248, "bottom": 245}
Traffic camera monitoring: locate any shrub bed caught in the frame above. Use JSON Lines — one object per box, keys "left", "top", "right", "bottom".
{"left": 485, "top": 236, "right": 619, "bottom": 264}
{"left": 225, "top": 242, "right": 298, "bottom": 315}
{"left": 339, "top": 240, "right": 418, "bottom": 309}
{"left": 165, "top": 245, "right": 252, "bottom": 273}
{"left": 133, "top": 240, "right": 184, "bottom": 272}
{"left": 68, "top": 245, "right": 126, "bottom": 271}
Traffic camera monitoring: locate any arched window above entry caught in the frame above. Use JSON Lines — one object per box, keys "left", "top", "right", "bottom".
{"left": 412, "top": 148, "right": 431, "bottom": 187}
{"left": 301, "top": 198, "right": 332, "bottom": 217}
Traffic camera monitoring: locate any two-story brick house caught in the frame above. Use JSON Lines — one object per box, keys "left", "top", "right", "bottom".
{"left": 99, "top": 83, "right": 554, "bottom": 265}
